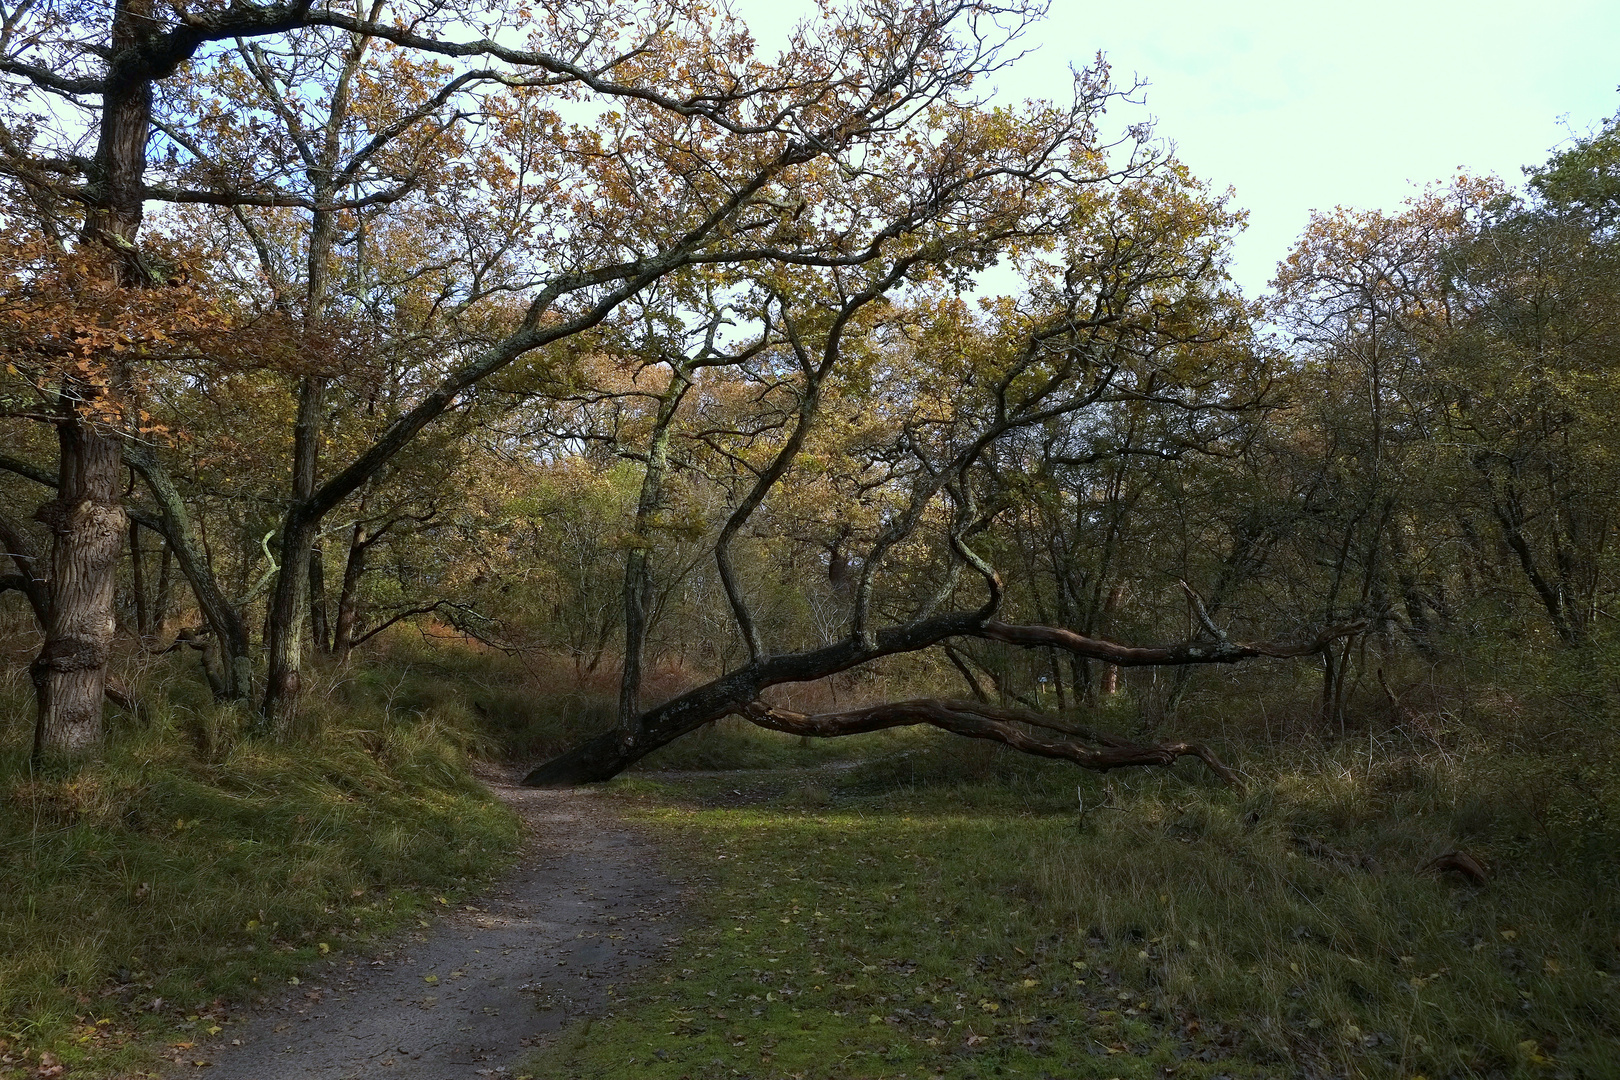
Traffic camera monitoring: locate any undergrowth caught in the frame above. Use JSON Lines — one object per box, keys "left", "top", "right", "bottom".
{"left": 523, "top": 682, "right": 1620, "bottom": 1079}
{"left": 0, "top": 650, "right": 521, "bottom": 1079}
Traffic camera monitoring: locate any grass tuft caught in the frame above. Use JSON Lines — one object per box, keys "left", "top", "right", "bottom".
{"left": 0, "top": 649, "right": 520, "bottom": 1078}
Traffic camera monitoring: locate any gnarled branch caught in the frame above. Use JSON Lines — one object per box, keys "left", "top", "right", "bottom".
{"left": 738, "top": 697, "right": 1242, "bottom": 787}
{"left": 976, "top": 619, "right": 1366, "bottom": 666}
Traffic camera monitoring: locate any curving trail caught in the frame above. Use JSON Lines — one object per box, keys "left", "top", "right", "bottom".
{"left": 178, "top": 774, "right": 679, "bottom": 1080}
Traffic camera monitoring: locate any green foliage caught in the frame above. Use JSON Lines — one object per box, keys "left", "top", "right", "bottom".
{"left": 527, "top": 718, "right": 1620, "bottom": 1080}
{"left": 1529, "top": 110, "right": 1620, "bottom": 225}
{"left": 0, "top": 654, "right": 520, "bottom": 1078}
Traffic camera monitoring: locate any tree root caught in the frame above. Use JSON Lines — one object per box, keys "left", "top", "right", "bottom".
{"left": 737, "top": 698, "right": 1244, "bottom": 788}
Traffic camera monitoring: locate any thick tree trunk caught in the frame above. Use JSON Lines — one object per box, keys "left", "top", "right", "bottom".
{"left": 27, "top": 0, "right": 155, "bottom": 758}
{"left": 31, "top": 420, "right": 127, "bottom": 760}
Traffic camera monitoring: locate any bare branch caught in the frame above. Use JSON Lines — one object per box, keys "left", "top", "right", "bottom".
{"left": 977, "top": 619, "right": 1366, "bottom": 666}
{"left": 739, "top": 698, "right": 1242, "bottom": 787}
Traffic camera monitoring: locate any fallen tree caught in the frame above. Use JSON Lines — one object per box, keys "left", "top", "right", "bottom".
{"left": 523, "top": 616, "right": 1360, "bottom": 786}
{"left": 741, "top": 698, "right": 1244, "bottom": 787}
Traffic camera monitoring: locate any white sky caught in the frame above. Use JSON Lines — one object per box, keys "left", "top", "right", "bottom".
{"left": 731, "top": 0, "right": 1620, "bottom": 297}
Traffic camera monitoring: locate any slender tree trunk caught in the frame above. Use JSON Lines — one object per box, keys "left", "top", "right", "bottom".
{"left": 32, "top": 419, "right": 127, "bottom": 760}
{"left": 152, "top": 539, "right": 171, "bottom": 636}
{"left": 126, "top": 447, "right": 252, "bottom": 699}
{"left": 260, "top": 59, "right": 351, "bottom": 725}
{"left": 0, "top": 510, "right": 50, "bottom": 627}
{"left": 129, "top": 518, "right": 149, "bottom": 639}
{"left": 1491, "top": 490, "right": 1579, "bottom": 646}
{"left": 308, "top": 540, "right": 330, "bottom": 655}
{"left": 620, "top": 368, "right": 687, "bottom": 734}
{"left": 262, "top": 375, "right": 324, "bottom": 728}
{"left": 331, "top": 520, "right": 368, "bottom": 659}
{"left": 1099, "top": 583, "right": 1124, "bottom": 695}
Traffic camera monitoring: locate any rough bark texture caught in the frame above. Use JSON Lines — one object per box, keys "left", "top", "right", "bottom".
{"left": 31, "top": 423, "right": 126, "bottom": 760}
{"left": 25, "top": 0, "right": 155, "bottom": 758}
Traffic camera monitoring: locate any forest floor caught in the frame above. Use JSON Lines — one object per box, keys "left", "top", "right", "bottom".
{"left": 165, "top": 771, "right": 683, "bottom": 1080}
{"left": 520, "top": 749, "right": 1620, "bottom": 1080}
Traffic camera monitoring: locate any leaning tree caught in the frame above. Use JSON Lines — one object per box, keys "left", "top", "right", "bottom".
{"left": 524, "top": 162, "right": 1362, "bottom": 786}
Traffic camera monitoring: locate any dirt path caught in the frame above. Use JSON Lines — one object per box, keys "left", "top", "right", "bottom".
{"left": 180, "top": 774, "right": 680, "bottom": 1080}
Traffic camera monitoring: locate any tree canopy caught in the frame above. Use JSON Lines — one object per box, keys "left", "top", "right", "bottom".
{"left": 3, "top": 2, "right": 1618, "bottom": 781}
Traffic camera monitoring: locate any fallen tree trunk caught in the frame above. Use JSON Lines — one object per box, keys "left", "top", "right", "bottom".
{"left": 741, "top": 698, "right": 1243, "bottom": 786}
{"left": 523, "top": 611, "right": 1354, "bottom": 787}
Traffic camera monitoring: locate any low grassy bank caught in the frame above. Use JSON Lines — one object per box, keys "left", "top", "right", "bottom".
{"left": 0, "top": 655, "right": 521, "bottom": 1079}
{"left": 524, "top": 732, "right": 1620, "bottom": 1080}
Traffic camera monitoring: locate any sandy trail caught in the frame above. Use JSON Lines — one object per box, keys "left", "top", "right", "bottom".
{"left": 180, "top": 774, "right": 679, "bottom": 1080}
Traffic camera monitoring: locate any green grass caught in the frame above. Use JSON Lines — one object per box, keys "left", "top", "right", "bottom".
{"left": 524, "top": 734, "right": 1620, "bottom": 1080}
{"left": 0, "top": 654, "right": 521, "bottom": 1079}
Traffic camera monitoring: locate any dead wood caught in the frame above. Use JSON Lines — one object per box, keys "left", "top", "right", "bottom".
{"left": 738, "top": 697, "right": 1244, "bottom": 788}
{"left": 1420, "top": 850, "right": 1490, "bottom": 886}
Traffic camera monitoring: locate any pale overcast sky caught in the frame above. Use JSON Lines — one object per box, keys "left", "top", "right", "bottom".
{"left": 732, "top": 0, "right": 1620, "bottom": 297}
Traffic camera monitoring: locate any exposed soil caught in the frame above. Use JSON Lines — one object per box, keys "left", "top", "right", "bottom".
{"left": 174, "top": 772, "right": 681, "bottom": 1079}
